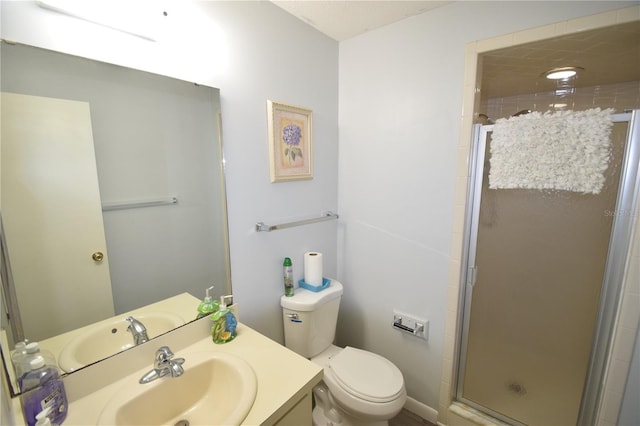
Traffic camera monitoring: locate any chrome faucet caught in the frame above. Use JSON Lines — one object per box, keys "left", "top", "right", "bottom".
{"left": 139, "top": 346, "right": 185, "bottom": 384}
{"left": 125, "top": 316, "right": 149, "bottom": 345}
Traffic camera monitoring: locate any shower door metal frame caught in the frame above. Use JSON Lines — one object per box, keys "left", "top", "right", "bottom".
{"left": 454, "top": 110, "right": 640, "bottom": 425}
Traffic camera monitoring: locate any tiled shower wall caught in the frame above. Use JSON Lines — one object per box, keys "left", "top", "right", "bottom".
{"left": 480, "top": 80, "right": 640, "bottom": 121}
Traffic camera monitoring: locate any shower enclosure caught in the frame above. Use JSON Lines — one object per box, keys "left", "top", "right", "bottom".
{"left": 456, "top": 110, "right": 640, "bottom": 425}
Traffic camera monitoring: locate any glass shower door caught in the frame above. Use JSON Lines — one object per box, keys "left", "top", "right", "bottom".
{"left": 456, "top": 112, "right": 639, "bottom": 425}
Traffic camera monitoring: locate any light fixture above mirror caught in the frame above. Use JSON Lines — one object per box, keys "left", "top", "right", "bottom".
{"left": 37, "top": 0, "right": 165, "bottom": 41}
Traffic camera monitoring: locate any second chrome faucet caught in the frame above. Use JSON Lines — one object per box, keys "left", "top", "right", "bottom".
{"left": 139, "top": 346, "right": 185, "bottom": 384}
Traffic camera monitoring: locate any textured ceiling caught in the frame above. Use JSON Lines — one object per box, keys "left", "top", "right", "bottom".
{"left": 270, "top": 2, "right": 639, "bottom": 100}
{"left": 270, "top": 0, "right": 451, "bottom": 41}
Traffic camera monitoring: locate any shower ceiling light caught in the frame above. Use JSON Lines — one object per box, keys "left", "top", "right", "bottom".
{"left": 544, "top": 66, "right": 584, "bottom": 80}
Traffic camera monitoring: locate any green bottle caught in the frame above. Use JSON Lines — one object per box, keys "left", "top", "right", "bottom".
{"left": 283, "top": 257, "right": 294, "bottom": 297}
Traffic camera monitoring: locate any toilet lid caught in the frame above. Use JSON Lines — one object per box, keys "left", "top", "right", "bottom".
{"left": 328, "top": 346, "right": 404, "bottom": 403}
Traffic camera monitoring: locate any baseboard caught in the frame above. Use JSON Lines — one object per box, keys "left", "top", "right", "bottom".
{"left": 404, "top": 396, "right": 438, "bottom": 424}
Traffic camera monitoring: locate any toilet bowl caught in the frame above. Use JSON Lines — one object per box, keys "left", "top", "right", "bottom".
{"left": 312, "top": 345, "right": 406, "bottom": 425}
{"left": 280, "top": 279, "right": 407, "bottom": 426}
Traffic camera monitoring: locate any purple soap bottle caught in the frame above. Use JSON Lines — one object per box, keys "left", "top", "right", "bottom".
{"left": 20, "top": 357, "right": 68, "bottom": 426}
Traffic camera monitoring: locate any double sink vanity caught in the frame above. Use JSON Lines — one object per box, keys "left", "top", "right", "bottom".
{"left": 7, "top": 294, "right": 323, "bottom": 425}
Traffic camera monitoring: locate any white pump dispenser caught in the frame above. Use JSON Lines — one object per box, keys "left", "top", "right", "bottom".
{"left": 35, "top": 407, "right": 57, "bottom": 426}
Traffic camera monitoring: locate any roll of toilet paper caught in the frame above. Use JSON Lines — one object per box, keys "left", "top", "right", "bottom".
{"left": 304, "top": 252, "right": 323, "bottom": 286}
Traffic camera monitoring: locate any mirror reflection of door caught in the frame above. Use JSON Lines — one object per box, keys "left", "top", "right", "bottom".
{"left": 1, "top": 92, "right": 115, "bottom": 341}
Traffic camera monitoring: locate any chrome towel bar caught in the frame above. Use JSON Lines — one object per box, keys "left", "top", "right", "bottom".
{"left": 102, "top": 197, "right": 178, "bottom": 211}
{"left": 256, "top": 211, "right": 339, "bottom": 232}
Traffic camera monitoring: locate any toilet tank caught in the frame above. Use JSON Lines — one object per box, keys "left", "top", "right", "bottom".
{"left": 280, "top": 279, "right": 343, "bottom": 358}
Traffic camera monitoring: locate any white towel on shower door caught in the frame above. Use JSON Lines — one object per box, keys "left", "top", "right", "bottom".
{"left": 489, "top": 108, "right": 614, "bottom": 194}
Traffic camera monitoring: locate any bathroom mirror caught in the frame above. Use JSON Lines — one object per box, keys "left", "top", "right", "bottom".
{"left": 0, "top": 42, "right": 231, "bottom": 395}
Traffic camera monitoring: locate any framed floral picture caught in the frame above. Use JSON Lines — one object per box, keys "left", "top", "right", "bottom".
{"left": 267, "top": 100, "right": 313, "bottom": 182}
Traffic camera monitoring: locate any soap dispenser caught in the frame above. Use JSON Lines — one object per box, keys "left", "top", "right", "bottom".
{"left": 20, "top": 356, "right": 67, "bottom": 426}
{"left": 196, "top": 286, "right": 219, "bottom": 319}
{"left": 211, "top": 295, "right": 237, "bottom": 344}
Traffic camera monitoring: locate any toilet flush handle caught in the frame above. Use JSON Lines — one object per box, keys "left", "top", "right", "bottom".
{"left": 286, "top": 313, "right": 298, "bottom": 320}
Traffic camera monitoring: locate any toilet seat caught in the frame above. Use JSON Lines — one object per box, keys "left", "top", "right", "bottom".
{"left": 328, "top": 346, "right": 404, "bottom": 403}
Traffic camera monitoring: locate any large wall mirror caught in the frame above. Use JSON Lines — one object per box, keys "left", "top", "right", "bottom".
{"left": 0, "top": 41, "right": 231, "bottom": 395}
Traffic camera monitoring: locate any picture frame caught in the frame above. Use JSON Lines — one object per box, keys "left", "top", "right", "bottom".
{"left": 267, "top": 100, "right": 313, "bottom": 182}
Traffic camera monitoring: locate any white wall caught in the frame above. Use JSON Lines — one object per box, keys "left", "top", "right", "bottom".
{"left": 337, "top": 0, "right": 636, "bottom": 411}
{"left": 0, "top": 0, "right": 339, "bottom": 342}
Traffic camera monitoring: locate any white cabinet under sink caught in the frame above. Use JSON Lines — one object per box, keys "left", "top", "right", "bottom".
{"left": 273, "top": 392, "right": 313, "bottom": 426}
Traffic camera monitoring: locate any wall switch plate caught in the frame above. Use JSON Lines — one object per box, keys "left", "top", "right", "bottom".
{"left": 392, "top": 309, "right": 428, "bottom": 341}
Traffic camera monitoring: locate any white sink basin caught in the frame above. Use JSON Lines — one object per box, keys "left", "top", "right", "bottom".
{"left": 97, "top": 351, "right": 257, "bottom": 426}
{"left": 59, "top": 312, "right": 185, "bottom": 373}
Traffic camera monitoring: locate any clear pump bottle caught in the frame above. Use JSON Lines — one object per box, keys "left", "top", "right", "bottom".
{"left": 11, "top": 341, "right": 28, "bottom": 377}
{"left": 16, "top": 342, "right": 57, "bottom": 389}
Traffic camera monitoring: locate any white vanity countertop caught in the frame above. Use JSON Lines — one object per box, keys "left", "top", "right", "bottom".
{"left": 52, "top": 320, "right": 322, "bottom": 425}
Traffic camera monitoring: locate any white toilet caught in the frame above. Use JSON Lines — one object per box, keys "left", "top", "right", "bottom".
{"left": 281, "top": 279, "right": 406, "bottom": 426}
